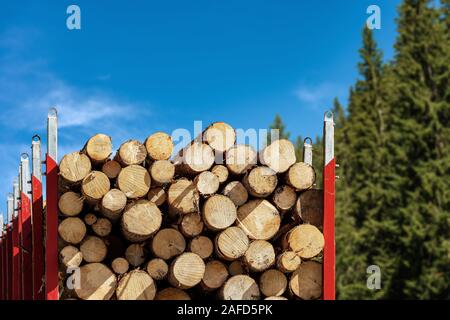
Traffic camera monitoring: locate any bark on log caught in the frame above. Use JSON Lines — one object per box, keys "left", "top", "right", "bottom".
{"left": 202, "top": 195, "right": 237, "bottom": 231}
{"left": 58, "top": 217, "right": 86, "bottom": 244}
{"left": 80, "top": 236, "right": 107, "bottom": 263}
{"left": 151, "top": 228, "right": 186, "bottom": 260}
{"left": 289, "top": 261, "right": 322, "bottom": 300}
{"left": 219, "top": 275, "right": 260, "bottom": 300}
{"left": 225, "top": 145, "right": 257, "bottom": 175}
{"left": 145, "top": 132, "right": 174, "bottom": 161}
{"left": 168, "top": 253, "right": 205, "bottom": 289}
{"left": 242, "top": 166, "right": 278, "bottom": 198}
{"left": 236, "top": 199, "right": 280, "bottom": 240}
{"left": 260, "top": 139, "right": 296, "bottom": 173}
{"left": 60, "top": 152, "right": 92, "bottom": 183}
{"left": 222, "top": 181, "right": 248, "bottom": 206}
{"left": 117, "top": 165, "right": 151, "bottom": 199}
{"left": 101, "top": 188, "right": 127, "bottom": 221}
{"left": 259, "top": 269, "right": 287, "bottom": 297}
{"left": 149, "top": 160, "right": 175, "bottom": 186}
{"left": 146, "top": 258, "right": 168, "bottom": 281}
{"left": 215, "top": 227, "right": 249, "bottom": 261}
{"left": 75, "top": 263, "right": 117, "bottom": 300}
{"left": 282, "top": 224, "right": 324, "bottom": 259}
{"left": 59, "top": 191, "right": 84, "bottom": 217}
{"left": 189, "top": 236, "right": 214, "bottom": 259}
{"left": 121, "top": 200, "right": 162, "bottom": 242}
{"left": 243, "top": 240, "right": 275, "bottom": 272}
{"left": 285, "top": 162, "right": 316, "bottom": 191}
{"left": 116, "top": 270, "right": 156, "bottom": 300}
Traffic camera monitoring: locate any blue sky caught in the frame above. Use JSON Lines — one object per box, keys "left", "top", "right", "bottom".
{"left": 0, "top": 0, "right": 401, "bottom": 219}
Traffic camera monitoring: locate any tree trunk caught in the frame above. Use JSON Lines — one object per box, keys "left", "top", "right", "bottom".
{"left": 121, "top": 200, "right": 162, "bottom": 242}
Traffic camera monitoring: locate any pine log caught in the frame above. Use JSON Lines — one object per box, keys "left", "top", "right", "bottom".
{"left": 260, "top": 139, "right": 296, "bottom": 173}
{"left": 236, "top": 199, "right": 280, "bottom": 240}
{"left": 228, "top": 261, "right": 244, "bottom": 276}
{"left": 116, "top": 140, "right": 147, "bottom": 166}
{"left": 151, "top": 228, "right": 186, "bottom": 260}
{"left": 215, "top": 227, "right": 249, "bottom": 261}
{"left": 81, "top": 171, "right": 111, "bottom": 203}
{"left": 84, "top": 133, "right": 112, "bottom": 163}
{"left": 145, "top": 132, "right": 174, "bottom": 161}
{"left": 147, "top": 187, "right": 166, "bottom": 206}
{"left": 202, "top": 122, "right": 236, "bottom": 153}
{"left": 80, "top": 236, "right": 107, "bottom": 263}
{"left": 293, "top": 189, "right": 323, "bottom": 227}
{"left": 194, "top": 171, "right": 219, "bottom": 196}
{"left": 102, "top": 160, "right": 122, "bottom": 179}
{"left": 146, "top": 258, "right": 169, "bottom": 281}
{"left": 242, "top": 166, "right": 278, "bottom": 198}
{"left": 168, "top": 252, "right": 205, "bottom": 289}
{"left": 92, "top": 218, "right": 112, "bottom": 237}
{"left": 117, "top": 165, "right": 151, "bottom": 199}
{"left": 201, "top": 260, "right": 229, "bottom": 291}
{"left": 285, "top": 162, "right": 316, "bottom": 191}
{"left": 259, "top": 269, "right": 287, "bottom": 297}
{"left": 149, "top": 160, "right": 175, "bottom": 185}
{"left": 272, "top": 185, "right": 297, "bottom": 212}
{"left": 59, "top": 245, "right": 83, "bottom": 268}
{"left": 60, "top": 152, "right": 92, "bottom": 183}
{"left": 75, "top": 263, "right": 117, "bottom": 300}
{"left": 222, "top": 181, "right": 248, "bottom": 206}
{"left": 58, "top": 191, "right": 84, "bottom": 217}
{"left": 111, "top": 257, "right": 129, "bottom": 275}
{"left": 155, "top": 288, "right": 190, "bottom": 300}
{"left": 289, "top": 261, "right": 322, "bottom": 300}
{"left": 219, "top": 275, "right": 260, "bottom": 300}
{"left": 225, "top": 145, "right": 257, "bottom": 175}
{"left": 179, "top": 213, "right": 204, "bottom": 238}
{"left": 174, "top": 142, "right": 215, "bottom": 176}
{"left": 101, "top": 188, "right": 127, "bottom": 221}
{"left": 125, "top": 243, "right": 146, "bottom": 267}
{"left": 277, "top": 251, "right": 301, "bottom": 273}
{"left": 121, "top": 200, "right": 162, "bottom": 242}
{"left": 167, "top": 179, "right": 199, "bottom": 215}
{"left": 84, "top": 213, "right": 97, "bottom": 226}
{"left": 189, "top": 236, "right": 213, "bottom": 259}
{"left": 58, "top": 217, "right": 86, "bottom": 244}
{"left": 211, "top": 165, "right": 229, "bottom": 184}
{"left": 265, "top": 296, "right": 288, "bottom": 300}
{"left": 116, "top": 270, "right": 156, "bottom": 300}
{"left": 282, "top": 224, "right": 324, "bottom": 259}
{"left": 202, "top": 195, "right": 237, "bottom": 231}
{"left": 243, "top": 240, "right": 275, "bottom": 272}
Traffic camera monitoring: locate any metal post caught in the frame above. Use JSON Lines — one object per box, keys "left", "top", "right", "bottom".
{"left": 12, "top": 178, "right": 21, "bottom": 300}
{"left": 45, "top": 108, "right": 59, "bottom": 300}
{"left": 323, "top": 111, "right": 336, "bottom": 300}
{"left": 32, "top": 135, "right": 45, "bottom": 300}
{"left": 303, "top": 137, "right": 313, "bottom": 166}
{"left": 6, "top": 194, "right": 13, "bottom": 300}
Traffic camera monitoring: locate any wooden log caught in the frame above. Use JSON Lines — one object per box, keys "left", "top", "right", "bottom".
{"left": 81, "top": 171, "right": 111, "bottom": 203}
{"left": 116, "top": 270, "right": 156, "bottom": 300}
{"left": 125, "top": 243, "right": 146, "bottom": 267}
{"left": 272, "top": 185, "right": 297, "bottom": 212}
{"left": 84, "top": 213, "right": 97, "bottom": 226}
{"left": 289, "top": 261, "right": 322, "bottom": 300}
{"left": 92, "top": 218, "right": 112, "bottom": 237}
{"left": 151, "top": 228, "right": 186, "bottom": 260}
{"left": 285, "top": 162, "right": 316, "bottom": 191}
{"left": 211, "top": 165, "right": 229, "bottom": 184}
{"left": 179, "top": 213, "right": 204, "bottom": 238}
{"left": 167, "top": 179, "right": 199, "bottom": 215}
{"left": 202, "top": 122, "right": 236, "bottom": 153}
{"left": 260, "top": 139, "right": 296, "bottom": 173}
{"left": 60, "top": 152, "right": 92, "bottom": 183}
{"left": 149, "top": 160, "right": 175, "bottom": 186}
{"left": 116, "top": 140, "right": 147, "bottom": 166}
{"left": 201, "top": 260, "right": 229, "bottom": 291}
{"left": 84, "top": 133, "right": 112, "bottom": 163}
{"left": 277, "top": 251, "right": 301, "bottom": 273}
{"left": 145, "top": 132, "right": 174, "bottom": 161}
{"left": 80, "top": 236, "right": 107, "bottom": 263}
{"left": 102, "top": 160, "right": 122, "bottom": 179}
{"left": 189, "top": 236, "right": 213, "bottom": 259}
{"left": 59, "top": 245, "right": 83, "bottom": 268}
{"left": 75, "top": 263, "right": 117, "bottom": 300}
{"left": 236, "top": 199, "right": 280, "bottom": 240}
{"left": 194, "top": 171, "right": 219, "bottom": 196}
{"left": 219, "top": 275, "right": 260, "bottom": 300}
{"left": 58, "top": 217, "right": 86, "bottom": 244}
{"left": 111, "top": 257, "right": 129, "bottom": 275}
{"left": 117, "top": 165, "right": 151, "bottom": 199}
{"left": 175, "top": 142, "right": 215, "bottom": 176}
{"left": 121, "top": 200, "right": 162, "bottom": 242}
{"left": 222, "top": 181, "right": 248, "bottom": 206}
{"left": 58, "top": 191, "right": 84, "bottom": 217}
{"left": 215, "top": 227, "right": 249, "bottom": 261}
{"left": 265, "top": 296, "right": 288, "bottom": 300}
{"left": 155, "top": 287, "right": 190, "bottom": 300}
{"left": 146, "top": 258, "right": 169, "bottom": 281}
{"left": 202, "top": 195, "right": 237, "bottom": 231}
{"left": 228, "top": 261, "right": 244, "bottom": 276}
{"left": 242, "top": 166, "right": 278, "bottom": 198}
{"left": 243, "top": 240, "right": 275, "bottom": 272}
{"left": 282, "top": 224, "right": 324, "bottom": 259}
{"left": 101, "top": 188, "right": 127, "bottom": 221}
{"left": 225, "top": 145, "right": 257, "bottom": 175}
{"left": 259, "top": 269, "right": 287, "bottom": 297}
{"left": 168, "top": 252, "right": 205, "bottom": 289}
{"left": 293, "top": 189, "right": 323, "bottom": 227}
{"left": 148, "top": 187, "right": 167, "bottom": 206}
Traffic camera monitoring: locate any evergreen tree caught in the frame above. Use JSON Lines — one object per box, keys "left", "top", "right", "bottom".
{"left": 267, "top": 114, "right": 290, "bottom": 145}
{"left": 294, "top": 135, "right": 303, "bottom": 162}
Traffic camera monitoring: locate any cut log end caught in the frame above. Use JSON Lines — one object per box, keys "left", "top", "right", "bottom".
{"left": 243, "top": 240, "right": 275, "bottom": 272}
{"left": 60, "top": 245, "right": 83, "bottom": 268}
{"left": 121, "top": 200, "right": 162, "bottom": 242}
{"left": 180, "top": 213, "right": 204, "bottom": 238}
{"left": 277, "top": 251, "right": 301, "bottom": 273}
{"left": 58, "top": 217, "right": 87, "bottom": 245}
{"left": 283, "top": 224, "right": 324, "bottom": 259}
{"left": 167, "top": 179, "right": 199, "bottom": 215}
{"left": 286, "top": 162, "right": 316, "bottom": 191}
{"left": 101, "top": 188, "right": 127, "bottom": 221}
{"left": 60, "top": 152, "right": 92, "bottom": 183}
{"left": 145, "top": 132, "right": 174, "bottom": 161}
{"left": 155, "top": 288, "right": 190, "bottom": 300}
{"left": 294, "top": 189, "right": 323, "bottom": 227}
{"left": 151, "top": 228, "right": 186, "bottom": 260}
{"left": 102, "top": 160, "right": 122, "bottom": 179}
{"left": 85, "top": 133, "right": 112, "bottom": 163}
{"left": 194, "top": 171, "right": 220, "bottom": 196}
{"left": 111, "top": 257, "right": 129, "bottom": 275}
{"left": 75, "top": 263, "right": 117, "bottom": 300}
{"left": 80, "top": 236, "right": 107, "bottom": 263}
{"left": 168, "top": 252, "right": 206, "bottom": 289}
{"left": 146, "top": 258, "right": 169, "bottom": 281}
{"left": 202, "top": 195, "right": 237, "bottom": 231}
{"left": 272, "top": 185, "right": 297, "bottom": 212}
{"left": 81, "top": 171, "right": 111, "bottom": 203}
{"left": 201, "top": 260, "right": 229, "bottom": 291}
{"left": 203, "top": 122, "right": 236, "bottom": 153}
{"left": 150, "top": 160, "right": 175, "bottom": 185}
{"left": 117, "top": 165, "right": 151, "bottom": 199}
{"left": 289, "top": 261, "right": 322, "bottom": 300}
{"left": 59, "top": 191, "right": 84, "bottom": 217}
{"left": 92, "top": 218, "right": 112, "bottom": 237}
{"left": 243, "top": 166, "right": 278, "bottom": 198}
{"left": 260, "top": 139, "right": 296, "bottom": 173}
{"left": 215, "top": 227, "right": 249, "bottom": 261}
{"left": 125, "top": 243, "right": 146, "bottom": 267}
{"left": 236, "top": 199, "right": 280, "bottom": 240}
{"left": 211, "top": 165, "right": 229, "bottom": 184}
{"left": 189, "top": 236, "right": 213, "bottom": 259}
{"left": 117, "top": 140, "right": 147, "bottom": 166}
{"left": 220, "top": 275, "right": 260, "bottom": 300}
{"left": 225, "top": 145, "right": 257, "bottom": 175}
{"left": 116, "top": 270, "right": 156, "bottom": 300}
{"left": 222, "top": 181, "right": 248, "bottom": 206}
{"left": 259, "top": 269, "right": 287, "bottom": 297}
{"left": 147, "top": 187, "right": 167, "bottom": 206}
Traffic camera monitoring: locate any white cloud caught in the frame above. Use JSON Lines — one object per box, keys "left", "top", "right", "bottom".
{"left": 294, "top": 82, "right": 346, "bottom": 109}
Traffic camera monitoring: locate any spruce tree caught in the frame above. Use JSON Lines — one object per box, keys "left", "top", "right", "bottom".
{"left": 267, "top": 114, "right": 290, "bottom": 145}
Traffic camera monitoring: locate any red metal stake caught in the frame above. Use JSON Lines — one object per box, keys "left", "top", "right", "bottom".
{"left": 6, "top": 194, "right": 13, "bottom": 300}
{"left": 0, "top": 224, "right": 3, "bottom": 300}
{"left": 7, "top": 224, "right": 13, "bottom": 300}
{"left": 12, "top": 177, "right": 20, "bottom": 300}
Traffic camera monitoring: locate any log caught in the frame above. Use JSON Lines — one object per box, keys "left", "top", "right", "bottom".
{"left": 151, "top": 228, "right": 186, "bottom": 260}
{"left": 148, "top": 187, "right": 167, "bottom": 206}
{"left": 215, "top": 227, "right": 249, "bottom": 261}
{"left": 75, "top": 263, "right": 117, "bottom": 300}
{"left": 116, "top": 270, "right": 156, "bottom": 300}
{"left": 222, "top": 181, "right": 248, "bottom": 206}
{"left": 111, "top": 257, "right": 129, "bottom": 275}
{"left": 260, "top": 139, "right": 296, "bottom": 173}
{"left": 101, "top": 188, "right": 127, "bottom": 221}
{"left": 293, "top": 189, "right": 323, "bottom": 227}
{"left": 168, "top": 252, "right": 205, "bottom": 289}
{"left": 175, "top": 142, "right": 215, "bottom": 176}
{"left": 211, "top": 165, "right": 229, "bottom": 184}
{"left": 59, "top": 152, "right": 92, "bottom": 183}
{"left": 149, "top": 160, "right": 175, "bottom": 185}
{"left": 179, "top": 213, "right": 204, "bottom": 238}
{"left": 265, "top": 296, "right": 288, "bottom": 300}
{"left": 219, "top": 275, "right": 260, "bottom": 300}
{"left": 60, "top": 245, "right": 83, "bottom": 268}
{"left": 58, "top": 217, "right": 86, "bottom": 244}
{"left": 155, "top": 287, "right": 190, "bottom": 300}
{"left": 259, "top": 269, "right": 287, "bottom": 297}
{"left": 243, "top": 240, "right": 275, "bottom": 272}
{"left": 282, "top": 224, "right": 324, "bottom": 259}
{"left": 116, "top": 140, "right": 147, "bottom": 166}
{"left": 272, "top": 185, "right": 297, "bottom": 212}
{"left": 242, "top": 166, "right": 278, "bottom": 198}
{"left": 92, "top": 218, "right": 112, "bottom": 237}
{"left": 189, "top": 236, "right": 213, "bottom": 259}
{"left": 277, "top": 251, "right": 301, "bottom": 273}
{"left": 202, "top": 122, "right": 236, "bottom": 153}
{"left": 146, "top": 258, "right": 169, "bottom": 281}
{"left": 236, "top": 199, "right": 280, "bottom": 240}
{"left": 117, "top": 165, "right": 151, "bottom": 199}
{"left": 121, "top": 200, "right": 162, "bottom": 242}
{"left": 80, "top": 236, "right": 107, "bottom": 263}
{"left": 84, "top": 213, "right": 97, "bottom": 226}
{"left": 194, "top": 171, "right": 219, "bottom": 196}
{"left": 167, "top": 179, "right": 199, "bottom": 215}
{"left": 125, "top": 243, "right": 146, "bottom": 267}
{"left": 285, "top": 162, "right": 316, "bottom": 191}
{"left": 102, "top": 160, "right": 122, "bottom": 179}
{"left": 84, "top": 133, "right": 112, "bottom": 163}
{"left": 202, "top": 195, "right": 237, "bottom": 231}
{"left": 81, "top": 171, "right": 111, "bottom": 203}
{"left": 289, "top": 261, "right": 322, "bottom": 300}
{"left": 228, "top": 261, "right": 244, "bottom": 276}
{"left": 225, "top": 145, "right": 257, "bottom": 175}
{"left": 201, "top": 260, "right": 229, "bottom": 291}
{"left": 145, "top": 132, "right": 174, "bottom": 161}
{"left": 58, "top": 191, "right": 84, "bottom": 217}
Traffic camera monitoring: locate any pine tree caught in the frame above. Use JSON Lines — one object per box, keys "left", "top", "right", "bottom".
{"left": 294, "top": 136, "right": 303, "bottom": 162}
{"left": 267, "top": 114, "right": 290, "bottom": 145}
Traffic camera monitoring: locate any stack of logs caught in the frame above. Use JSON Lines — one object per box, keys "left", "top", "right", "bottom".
{"left": 57, "top": 122, "right": 325, "bottom": 300}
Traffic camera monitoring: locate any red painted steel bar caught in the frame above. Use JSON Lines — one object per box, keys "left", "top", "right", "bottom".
{"left": 12, "top": 179, "right": 21, "bottom": 300}
{"left": 0, "top": 224, "right": 4, "bottom": 300}
{"left": 6, "top": 194, "right": 14, "bottom": 300}
{"left": 7, "top": 224, "right": 13, "bottom": 300}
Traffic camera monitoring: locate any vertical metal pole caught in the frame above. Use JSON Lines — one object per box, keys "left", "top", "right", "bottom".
{"left": 6, "top": 194, "right": 13, "bottom": 300}
{"left": 12, "top": 178, "right": 20, "bottom": 300}
{"left": 323, "top": 111, "right": 336, "bottom": 300}
{"left": 303, "top": 137, "right": 313, "bottom": 166}
{"left": 45, "top": 108, "right": 59, "bottom": 300}
{"left": 32, "top": 136, "right": 45, "bottom": 300}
